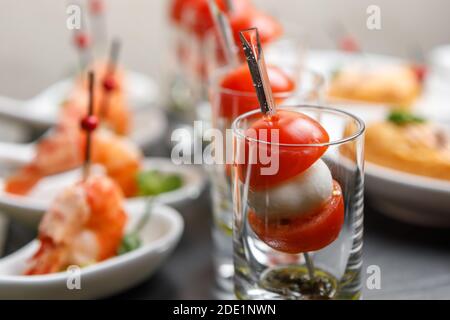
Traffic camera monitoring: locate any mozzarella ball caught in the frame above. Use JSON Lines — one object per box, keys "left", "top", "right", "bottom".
{"left": 247, "top": 159, "right": 333, "bottom": 220}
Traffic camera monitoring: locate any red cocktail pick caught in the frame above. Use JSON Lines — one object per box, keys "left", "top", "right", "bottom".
{"left": 100, "top": 38, "right": 121, "bottom": 117}
{"left": 81, "top": 71, "right": 98, "bottom": 179}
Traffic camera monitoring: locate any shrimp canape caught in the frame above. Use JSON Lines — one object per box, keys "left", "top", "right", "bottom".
{"left": 4, "top": 126, "right": 142, "bottom": 198}
{"left": 235, "top": 29, "right": 345, "bottom": 254}
{"left": 25, "top": 170, "right": 127, "bottom": 275}
{"left": 5, "top": 68, "right": 142, "bottom": 197}
{"left": 26, "top": 73, "right": 128, "bottom": 275}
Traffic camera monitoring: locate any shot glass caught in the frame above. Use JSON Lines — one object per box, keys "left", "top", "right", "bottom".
{"left": 208, "top": 68, "right": 325, "bottom": 293}
{"left": 231, "top": 105, "right": 365, "bottom": 300}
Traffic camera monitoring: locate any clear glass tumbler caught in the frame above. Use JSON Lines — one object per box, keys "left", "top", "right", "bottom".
{"left": 208, "top": 68, "right": 325, "bottom": 294}
{"left": 231, "top": 105, "right": 365, "bottom": 300}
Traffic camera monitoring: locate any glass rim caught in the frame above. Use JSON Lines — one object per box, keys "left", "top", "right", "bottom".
{"left": 231, "top": 104, "right": 366, "bottom": 147}
{"left": 210, "top": 67, "right": 325, "bottom": 98}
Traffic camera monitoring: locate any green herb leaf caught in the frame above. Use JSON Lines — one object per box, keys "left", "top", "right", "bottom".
{"left": 137, "top": 170, "right": 183, "bottom": 196}
{"left": 387, "top": 110, "right": 425, "bottom": 125}
{"left": 330, "top": 68, "right": 341, "bottom": 80}
{"left": 118, "top": 232, "right": 141, "bottom": 255}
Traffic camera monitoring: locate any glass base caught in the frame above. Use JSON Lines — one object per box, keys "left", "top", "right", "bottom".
{"left": 260, "top": 266, "right": 338, "bottom": 300}
{"left": 212, "top": 223, "right": 234, "bottom": 296}
{"left": 235, "top": 264, "right": 361, "bottom": 300}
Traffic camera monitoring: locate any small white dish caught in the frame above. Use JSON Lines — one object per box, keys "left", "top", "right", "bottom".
{"left": 330, "top": 104, "right": 450, "bottom": 227}
{"left": 0, "top": 71, "right": 159, "bottom": 129}
{"left": 305, "top": 49, "right": 403, "bottom": 83}
{"left": 0, "top": 203, "right": 184, "bottom": 299}
{"left": 0, "top": 106, "right": 168, "bottom": 167}
{"left": 365, "top": 162, "right": 450, "bottom": 227}
{"left": 0, "top": 157, "right": 205, "bottom": 226}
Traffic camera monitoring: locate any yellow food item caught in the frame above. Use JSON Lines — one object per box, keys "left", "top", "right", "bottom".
{"left": 346, "top": 121, "right": 450, "bottom": 181}
{"left": 328, "top": 64, "right": 420, "bottom": 108}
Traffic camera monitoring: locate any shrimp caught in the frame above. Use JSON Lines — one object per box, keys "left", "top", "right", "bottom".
{"left": 4, "top": 125, "right": 84, "bottom": 195}
{"left": 25, "top": 173, "right": 127, "bottom": 275}
{"left": 62, "top": 64, "right": 131, "bottom": 136}
{"left": 91, "top": 129, "right": 142, "bottom": 197}
{"left": 5, "top": 128, "right": 142, "bottom": 197}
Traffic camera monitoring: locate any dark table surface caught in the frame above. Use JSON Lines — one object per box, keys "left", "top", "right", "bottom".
{"left": 1, "top": 119, "right": 450, "bottom": 300}
{"left": 3, "top": 185, "right": 450, "bottom": 300}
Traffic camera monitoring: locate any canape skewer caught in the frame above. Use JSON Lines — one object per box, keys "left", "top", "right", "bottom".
{"left": 100, "top": 38, "right": 121, "bottom": 118}
{"left": 207, "top": 0, "right": 239, "bottom": 66}
{"left": 81, "top": 71, "right": 98, "bottom": 179}
{"left": 239, "top": 28, "right": 316, "bottom": 281}
{"left": 88, "top": 0, "right": 108, "bottom": 55}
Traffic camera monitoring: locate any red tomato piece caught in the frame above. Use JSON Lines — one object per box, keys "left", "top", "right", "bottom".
{"left": 170, "top": 0, "right": 252, "bottom": 38}
{"left": 218, "top": 64, "right": 295, "bottom": 120}
{"left": 248, "top": 180, "right": 344, "bottom": 253}
{"left": 236, "top": 110, "right": 329, "bottom": 189}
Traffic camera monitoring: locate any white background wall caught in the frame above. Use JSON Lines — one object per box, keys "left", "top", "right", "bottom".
{"left": 0, "top": 0, "right": 449, "bottom": 98}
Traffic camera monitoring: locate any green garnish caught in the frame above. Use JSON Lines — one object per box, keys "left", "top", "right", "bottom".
{"left": 330, "top": 68, "right": 341, "bottom": 80}
{"left": 118, "top": 199, "right": 153, "bottom": 255}
{"left": 387, "top": 110, "right": 425, "bottom": 125}
{"left": 118, "top": 232, "right": 141, "bottom": 255}
{"left": 137, "top": 170, "right": 183, "bottom": 196}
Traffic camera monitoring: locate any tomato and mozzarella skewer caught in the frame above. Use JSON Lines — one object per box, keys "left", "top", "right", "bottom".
{"left": 238, "top": 28, "right": 344, "bottom": 254}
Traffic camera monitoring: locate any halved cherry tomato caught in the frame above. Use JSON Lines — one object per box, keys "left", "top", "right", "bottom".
{"left": 230, "top": 9, "right": 283, "bottom": 49}
{"left": 218, "top": 63, "right": 295, "bottom": 120}
{"left": 248, "top": 180, "right": 344, "bottom": 253}
{"left": 410, "top": 63, "right": 427, "bottom": 83}
{"left": 170, "top": 0, "right": 252, "bottom": 38}
{"left": 236, "top": 110, "right": 329, "bottom": 189}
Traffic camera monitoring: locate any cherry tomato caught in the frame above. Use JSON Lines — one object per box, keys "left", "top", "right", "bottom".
{"left": 411, "top": 63, "right": 427, "bottom": 83}
{"left": 248, "top": 180, "right": 344, "bottom": 253}
{"left": 170, "top": 0, "right": 252, "bottom": 38}
{"left": 74, "top": 32, "right": 90, "bottom": 49}
{"left": 236, "top": 110, "right": 329, "bottom": 190}
{"left": 80, "top": 115, "right": 99, "bottom": 131}
{"left": 230, "top": 9, "right": 283, "bottom": 48}
{"left": 218, "top": 63, "right": 295, "bottom": 120}
{"left": 339, "top": 36, "right": 360, "bottom": 53}
{"left": 170, "top": 0, "right": 196, "bottom": 24}
{"left": 89, "top": 0, "right": 104, "bottom": 15}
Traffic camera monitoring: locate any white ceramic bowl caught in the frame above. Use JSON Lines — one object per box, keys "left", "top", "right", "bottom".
{"left": 0, "top": 157, "right": 205, "bottom": 226}
{"left": 0, "top": 203, "right": 184, "bottom": 299}
{"left": 0, "top": 71, "right": 159, "bottom": 129}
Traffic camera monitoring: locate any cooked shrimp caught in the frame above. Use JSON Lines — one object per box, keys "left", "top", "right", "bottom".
{"left": 91, "top": 129, "right": 142, "bottom": 197}
{"left": 4, "top": 125, "right": 84, "bottom": 195}
{"left": 25, "top": 173, "right": 127, "bottom": 275}
{"left": 5, "top": 128, "right": 142, "bottom": 197}
{"left": 62, "top": 79, "right": 131, "bottom": 135}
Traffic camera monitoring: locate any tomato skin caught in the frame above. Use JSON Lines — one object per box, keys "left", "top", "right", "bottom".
{"left": 236, "top": 110, "right": 329, "bottom": 190}
{"left": 217, "top": 64, "right": 295, "bottom": 120}
{"left": 248, "top": 180, "right": 344, "bottom": 254}
{"left": 230, "top": 10, "right": 283, "bottom": 48}
{"left": 170, "top": 0, "right": 252, "bottom": 38}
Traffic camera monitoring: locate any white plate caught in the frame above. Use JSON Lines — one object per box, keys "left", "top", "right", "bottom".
{"left": 305, "top": 49, "right": 402, "bottom": 84}
{"left": 0, "top": 203, "right": 183, "bottom": 299}
{"left": 0, "top": 157, "right": 205, "bottom": 226}
{"left": 0, "top": 71, "right": 159, "bottom": 129}
{"left": 334, "top": 104, "right": 450, "bottom": 227}
{"left": 0, "top": 106, "right": 168, "bottom": 167}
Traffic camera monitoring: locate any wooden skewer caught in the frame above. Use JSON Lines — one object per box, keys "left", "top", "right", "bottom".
{"left": 100, "top": 38, "right": 121, "bottom": 118}
{"left": 73, "top": 7, "right": 93, "bottom": 71}
{"left": 81, "top": 71, "right": 98, "bottom": 180}
{"left": 239, "top": 28, "right": 316, "bottom": 280}
{"left": 208, "top": 0, "right": 239, "bottom": 66}
{"left": 88, "top": 0, "right": 108, "bottom": 55}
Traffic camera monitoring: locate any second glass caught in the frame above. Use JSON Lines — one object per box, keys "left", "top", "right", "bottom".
{"left": 208, "top": 66, "right": 325, "bottom": 293}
